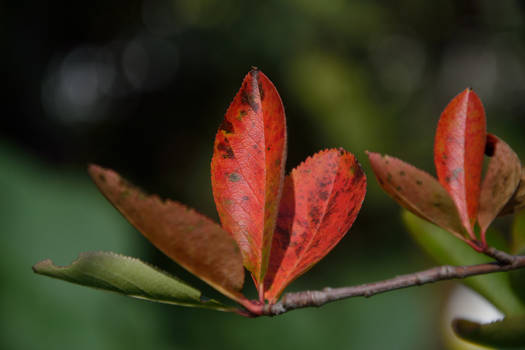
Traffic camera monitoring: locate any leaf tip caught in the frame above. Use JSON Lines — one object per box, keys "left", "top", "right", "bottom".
{"left": 87, "top": 164, "right": 108, "bottom": 183}
{"left": 32, "top": 258, "right": 55, "bottom": 274}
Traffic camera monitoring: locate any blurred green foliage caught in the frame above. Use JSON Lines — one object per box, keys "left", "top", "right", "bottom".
{"left": 3, "top": 0, "right": 525, "bottom": 349}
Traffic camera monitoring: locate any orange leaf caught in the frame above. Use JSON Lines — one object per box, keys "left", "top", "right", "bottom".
{"left": 211, "top": 69, "right": 287, "bottom": 288}
{"left": 263, "top": 149, "right": 366, "bottom": 302}
{"left": 434, "top": 88, "right": 486, "bottom": 238}
{"left": 88, "top": 165, "right": 245, "bottom": 302}
{"left": 478, "top": 134, "right": 522, "bottom": 239}
{"left": 367, "top": 152, "right": 466, "bottom": 240}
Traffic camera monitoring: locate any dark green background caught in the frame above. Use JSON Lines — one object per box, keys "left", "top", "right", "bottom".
{"left": 2, "top": 1, "right": 525, "bottom": 349}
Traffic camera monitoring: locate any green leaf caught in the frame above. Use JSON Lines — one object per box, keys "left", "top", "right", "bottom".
{"left": 511, "top": 209, "right": 525, "bottom": 255}
{"left": 509, "top": 211, "right": 525, "bottom": 305}
{"left": 402, "top": 210, "right": 525, "bottom": 315}
{"left": 33, "top": 251, "right": 232, "bottom": 311}
{"left": 453, "top": 315, "right": 525, "bottom": 348}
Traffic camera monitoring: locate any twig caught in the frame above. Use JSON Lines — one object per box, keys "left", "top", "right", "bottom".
{"left": 260, "top": 254, "right": 525, "bottom": 316}
{"left": 483, "top": 246, "right": 517, "bottom": 264}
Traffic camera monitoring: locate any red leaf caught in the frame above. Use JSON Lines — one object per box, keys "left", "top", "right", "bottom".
{"left": 211, "top": 69, "right": 287, "bottom": 289}
{"left": 367, "top": 152, "right": 466, "bottom": 240}
{"left": 263, "top": 149, "right": 366, "bottom": 302}
{"left": 434, "top": 88, "right": 486, "bottom": 238}
{"left": 478, "top": 134, "right": 522, "bottom": 240}
{"left": 88, "top": 165, "right": 245, "bottom": 302}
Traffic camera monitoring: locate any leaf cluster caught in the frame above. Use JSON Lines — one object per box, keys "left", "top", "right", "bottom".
{"left": 34, "top": 70, "right": 525, "bottom": 347}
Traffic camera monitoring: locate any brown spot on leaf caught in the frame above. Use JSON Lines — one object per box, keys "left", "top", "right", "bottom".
{"left": 485, "top": 134, "right": 497, "bottom": 157}
{"left": 309, "top": 206, "right": 321, "bottom": 225}
{"left": 217, "top": 141, "right": 234, "bottom": 159}
{"left": 237, "top": 110, "right": 247, "bottom": 121}
{"left": 319, "top": 191, "right": 329, "bottom": 200}
{"left": 294, "top": 244, "right": 303, "bottom": 257}
{"left": 241, "top": 89, "right": 259, "bottom": 112}
{"left": 219, "top": 119, "right": 234, "bottom": 134}
{"left": 258, "top": 81, "right": 265, "bottom": 101}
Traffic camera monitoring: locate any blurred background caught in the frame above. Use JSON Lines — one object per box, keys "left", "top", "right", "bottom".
{"left": 2, "top": 0, "right": 525, "bottom": 349}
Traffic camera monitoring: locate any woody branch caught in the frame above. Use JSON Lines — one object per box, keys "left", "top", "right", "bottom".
{"left": 258, "top": 249, "right": 525, "bottom": 317}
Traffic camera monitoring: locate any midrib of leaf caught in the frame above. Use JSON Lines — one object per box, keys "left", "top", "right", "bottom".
{"left": 86, "top": 258, "right": 151, "bottom": 296}
{"left": 459, "top": 91, "right": 476, "bottom": 234}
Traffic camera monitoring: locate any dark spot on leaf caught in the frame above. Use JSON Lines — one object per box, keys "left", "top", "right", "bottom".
{"left": 229, "top": 173, "right": 241, "bottom": 182}
{"left": 219, "top": 119, "right": 234, "bottom": 134}
{"left": 351, "top": 168, "right": 365, "bottom": 184}
{"left": 396, "top": 186, "right": 402, "bottom": 191}
{"left": 294, "top": 244, "right": 303, "bottom": 257}
{"left": 485, "top": 134, "right": 497, "bottom": 157}
{"left": 241, "top": 89, "right": 259, "bottom": 112}
{"left": 217, "top": 141, "right": 234, "bottom": 159}
{"left": 98, "top": 174, "right": 106, "bottom": 182}
{"left": 433, "top": 202, "right": 441, "bottom": 207}
{"left": 258, "top": 81, "right": 265, "bottom": 100}
{"left": 242, "top": 196, "right": 249, "bottom": 201}
{"left": 241, "top": 72, "right": 261, "bottom": 112}
{"left": 267, "top": 146, "right": 271, "bottom": 151}
{"left": 309, "top": 206, "right": 321, "bottom": 225}
{"left": 399, "top": 171, "right": 405, "bottom": 176}
{"left": 241, "top": 90, "right": 250, "bottom": 105}
{"left": 416, "top": 180, "right": 423, "bottom": 185}
{"left": 319, "top": 191, "right": 329, "bottom": 200}
{"left": 237, "top": 110, "right": 247, "bottom": 121}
